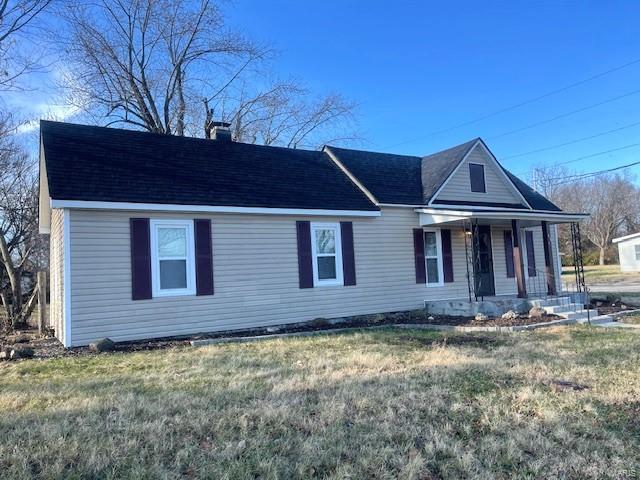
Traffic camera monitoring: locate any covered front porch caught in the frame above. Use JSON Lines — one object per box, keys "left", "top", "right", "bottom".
{"left": 416, "top": 206, "right": 589, "bottom": 307}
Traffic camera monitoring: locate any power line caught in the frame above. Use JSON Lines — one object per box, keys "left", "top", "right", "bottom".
{"left": 382, "top": 57, "right": 640, "bottom": 149}
{"left": 549, "top": 159, "right": 640, "bottom": 186}
{"left": 513, "top": 142, "right": 640, "bottom": 176}
{"left": 487, "top": 89, "right": 640, "bottom": 140}
{"left": 502, "top": 120, "right": 640, "bottom": 160}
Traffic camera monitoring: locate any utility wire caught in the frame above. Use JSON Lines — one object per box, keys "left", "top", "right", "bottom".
{"left": 502, "top": 120, "right": 640, "bottom": 159}
{"left": 513, "top": 142, "right": 640, "bottom": 176}
{"left": 382, "top": 57, "right": 640, "bottom": 149}
{"left": 487, "top": 89, "right": 640, "bottom": 140}
{"left": 548, "top": 160, "right": 640, "bottom": 186}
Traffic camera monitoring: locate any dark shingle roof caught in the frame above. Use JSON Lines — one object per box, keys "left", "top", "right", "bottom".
{"left": 328, "top": 138, "right": 561, "bottom": 212}
{"left": 324, "top": 146, "right": 423, "bottom": 205}
{"left": 40, "top": 121, "right": 378, "bottom": 211}
{"left": 503, "top": 169, "right": 561, "bottom": 211}
{"left": 420, "top": 138, "right": 479, "bottom": 203}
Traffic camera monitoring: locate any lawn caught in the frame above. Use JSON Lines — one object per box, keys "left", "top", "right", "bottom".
{"left": 561, "top": 265, "right": 639, "bottom": 284}
{"left": 2, "top": 327, "right": 640, "bottom": 479}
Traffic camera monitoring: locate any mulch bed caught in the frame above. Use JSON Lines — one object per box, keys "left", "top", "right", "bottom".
{"left": 0, "top": 310, "right": 563, "bottom": 361}
{"left": 591, "top": 295, "right": 638, "bottom": 316}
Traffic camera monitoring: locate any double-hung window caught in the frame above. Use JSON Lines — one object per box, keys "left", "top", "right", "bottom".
{"left": 635, "top": 244, "right": 640, "bottom": 261}
{"left": 311, "top": 222, "right": 343, "bottom": 286}
{"left": 424, "top": 229, "right": 444, "bottom": 286}
{"left": 150, "top": 219, "right": 196, "bottom": 297}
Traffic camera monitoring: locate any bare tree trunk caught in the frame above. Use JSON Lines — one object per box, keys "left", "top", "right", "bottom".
{"left": 599, "top": 247, "right": 605, "bottom": 266}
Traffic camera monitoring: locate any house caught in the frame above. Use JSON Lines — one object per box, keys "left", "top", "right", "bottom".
{"left": 38, "top": 121, "right": 588, "bottom": 347}
{"left": 612, "top": 232, "right": 640, "bottom": 272}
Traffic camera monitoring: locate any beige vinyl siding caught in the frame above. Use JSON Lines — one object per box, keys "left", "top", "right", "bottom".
{"left": 67, "top": 207, "right": 520, "bottom": 346}
{"left": 490, "top": 226, "right": 518, "bottom": 296}
{"left": 49, "top": 208, "right": 65, "bottom": 342}
{"left": 435, "top": 146, "right": 523, "bottom": 205}
{"left": 68, "top": 207, "right": 562, "bottom": 345}
{"left": 522, "top": 225, "right": 559, "bottom": 296}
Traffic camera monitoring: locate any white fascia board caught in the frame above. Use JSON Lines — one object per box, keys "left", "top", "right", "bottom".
{"left": 415, "top": 207, "right": 588, "bottom": 223}
{"left": 50, "top": 200, "right": 382, "bottom": 217}
{"left": 38, "top": 141, "right": 52, "bottom": 234}
{"left": 613, "top": 232, "right": 640, "bottom": 243}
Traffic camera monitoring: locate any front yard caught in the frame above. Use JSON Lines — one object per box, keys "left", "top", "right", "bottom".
{"left": 2, "top": 327, "right": 640, "bottom": 479}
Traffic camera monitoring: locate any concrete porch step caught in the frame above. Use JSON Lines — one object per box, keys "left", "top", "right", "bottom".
{"left": 529, "top": 296, "right": 572, "bottom": 308}
{"left": 562, "top": 309, "right": 599, "bottom": 321}
{"left": 576, "top": 314, "right": 614, "bottom": 325}
{"left": 543, "top": 303, "right": 582, "bottom": 314}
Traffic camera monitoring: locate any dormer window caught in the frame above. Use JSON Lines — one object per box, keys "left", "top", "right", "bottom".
{"left": 469, "top": 163, "right": 486, "bottom": 193}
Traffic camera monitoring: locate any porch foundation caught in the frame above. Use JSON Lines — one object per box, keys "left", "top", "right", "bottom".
{"left": 425, "top": 297, "right": 536, "bottom": 317}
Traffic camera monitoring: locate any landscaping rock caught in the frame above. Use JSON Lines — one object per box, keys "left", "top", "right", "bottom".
{"left": 10, "top": 347, "right": 34, "bottom": 360}
{"left": 501, "top": 310, "right": 518, "bottom": 320}
{"left": 529, "top": 306, "right": 547, "bottom": 319}
{"left": 427, "top": 316, "right": 435, "bottom": 321}
{"left": 474, "top": 313, "right": 488, "bottom": 322}
{"left": 89, "top": 337, "right": 116, "bottom": 352}
{"left": 265, "top": 326, "right": 281, "bottom": 334}
{"left": 0, "top": 346, "right": 11, "bottom": 360}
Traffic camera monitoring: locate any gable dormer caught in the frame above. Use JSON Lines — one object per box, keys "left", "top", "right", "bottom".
{"left": 429, "top": 140, "right": 529, "bottom": 208}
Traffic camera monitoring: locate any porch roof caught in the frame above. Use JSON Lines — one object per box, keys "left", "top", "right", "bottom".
{"left": 416, "top": 206, "right": 588, "bottom": 227}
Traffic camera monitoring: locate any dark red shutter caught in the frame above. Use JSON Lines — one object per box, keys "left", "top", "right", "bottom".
{"left": 525, "top": 230, "right": 536, "bottom": 276}
{"left": 441, "top": 229, "right": 454, "bottom": 283}
{"left": 130, "top": 218, "right": 152, "bottom": 300}
{"left": 504, "top": 230, "right": 515, "bottom": 278}
{"left": 413, "top": 229, "right": 426, "bottom": 284}
{"left": 296, "top": 221, "right": 313, "bottom": 288}
{"left": 194, "top": 219, "right": 214, "bottom": 296}
{"left": 341, "top": 221, "right": 356, "bottom": 286}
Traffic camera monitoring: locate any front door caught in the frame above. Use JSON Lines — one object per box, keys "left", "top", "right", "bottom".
{"left": 473, "top": 225, "right": 495, "bottom": 297}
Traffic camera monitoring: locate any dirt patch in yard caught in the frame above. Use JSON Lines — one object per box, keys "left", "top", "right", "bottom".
{"left": 591, "top": 294, "right": 638, "bottom": 315}
{"left": 0, "top": 310, "right": 563, "bottom": 361}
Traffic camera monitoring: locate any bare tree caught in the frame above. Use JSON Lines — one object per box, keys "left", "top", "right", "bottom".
{"left": 204, "top": 80, "right": 358, "bottom": 148}
{"left": 0, "top": 116, "right": 43, "bottom": 329}
{"left": 56, "top": 0, "right": 359, "bottom": 146}
{"left": 0, "top": 0, "right": 51, "bottom": 90}
{"left": 58, "top": 0, "right": 266, "bottom": 135}
{"left": 552, "top": 172, "right": 639, "bottom": 265}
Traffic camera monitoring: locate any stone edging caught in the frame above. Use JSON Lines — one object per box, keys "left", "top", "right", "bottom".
{"left": 190, "top": 318, "right": 577, "bottom": 347}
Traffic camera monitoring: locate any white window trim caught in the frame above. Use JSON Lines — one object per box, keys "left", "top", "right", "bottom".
{"left": 310, "top": 222, "right": 344, "bottom": 287}
{"left": 468, "top": 162, "right": 487, "bottom": 194}
{"left": 423, "top": 228, "right": 444, "bottom": 287}
{"left": 150, "top": 219, "right": 196, "bottom": 297}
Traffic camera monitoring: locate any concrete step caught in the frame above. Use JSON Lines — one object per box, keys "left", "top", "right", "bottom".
{"left": 562, "top": 309, "right": 600, "bottom": 321}
{"left": 576, "top": 314, "right": 614, "bottom": 325}
{"left": 529, "top": 296, "right": 571, "bottom": 308}
{"left": 543, "top": 303, "right": 582, "bottom": 314}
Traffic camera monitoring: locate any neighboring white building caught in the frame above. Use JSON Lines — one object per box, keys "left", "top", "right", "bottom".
{"left": 613, "top": 232, "right": 640, "bottom": 272}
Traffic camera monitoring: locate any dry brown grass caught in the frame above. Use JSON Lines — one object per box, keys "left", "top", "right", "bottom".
{"left": 1, "top": 326, "right": 639, "bottom": 479}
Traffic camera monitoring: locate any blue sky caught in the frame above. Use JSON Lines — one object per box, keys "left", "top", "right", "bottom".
{"left": 224, "top": 0, "right": 640, "bottom": 182}
{"left": 9, "top": 0, "right": 640, "bottom": 183}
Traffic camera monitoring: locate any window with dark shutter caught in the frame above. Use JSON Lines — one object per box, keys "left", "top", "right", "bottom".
{"left": 340, "top": 222, "right": 356, "bottom": 286}
{"left": 130, "top": 218, "right": 152, "bottom": 300}
{"left": 504, "top": 230, "right": 515, "bottom": 278}
{"left": 194, "top": 219, "right": 214, "bottom": 296}
{"left": 441, "top": 229, "right": 454, "bottom": 283}
{"left": 296, "top": 221, "right": 314, "bottom": 288}
{"left": 413, "top": 229, "right": 426, "bottom": 284}
{"left": 525, "top": 230, "right": 536, "bottom": 276}
{"left": 469, "top": 163, "right": 486, "bottom": 193}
